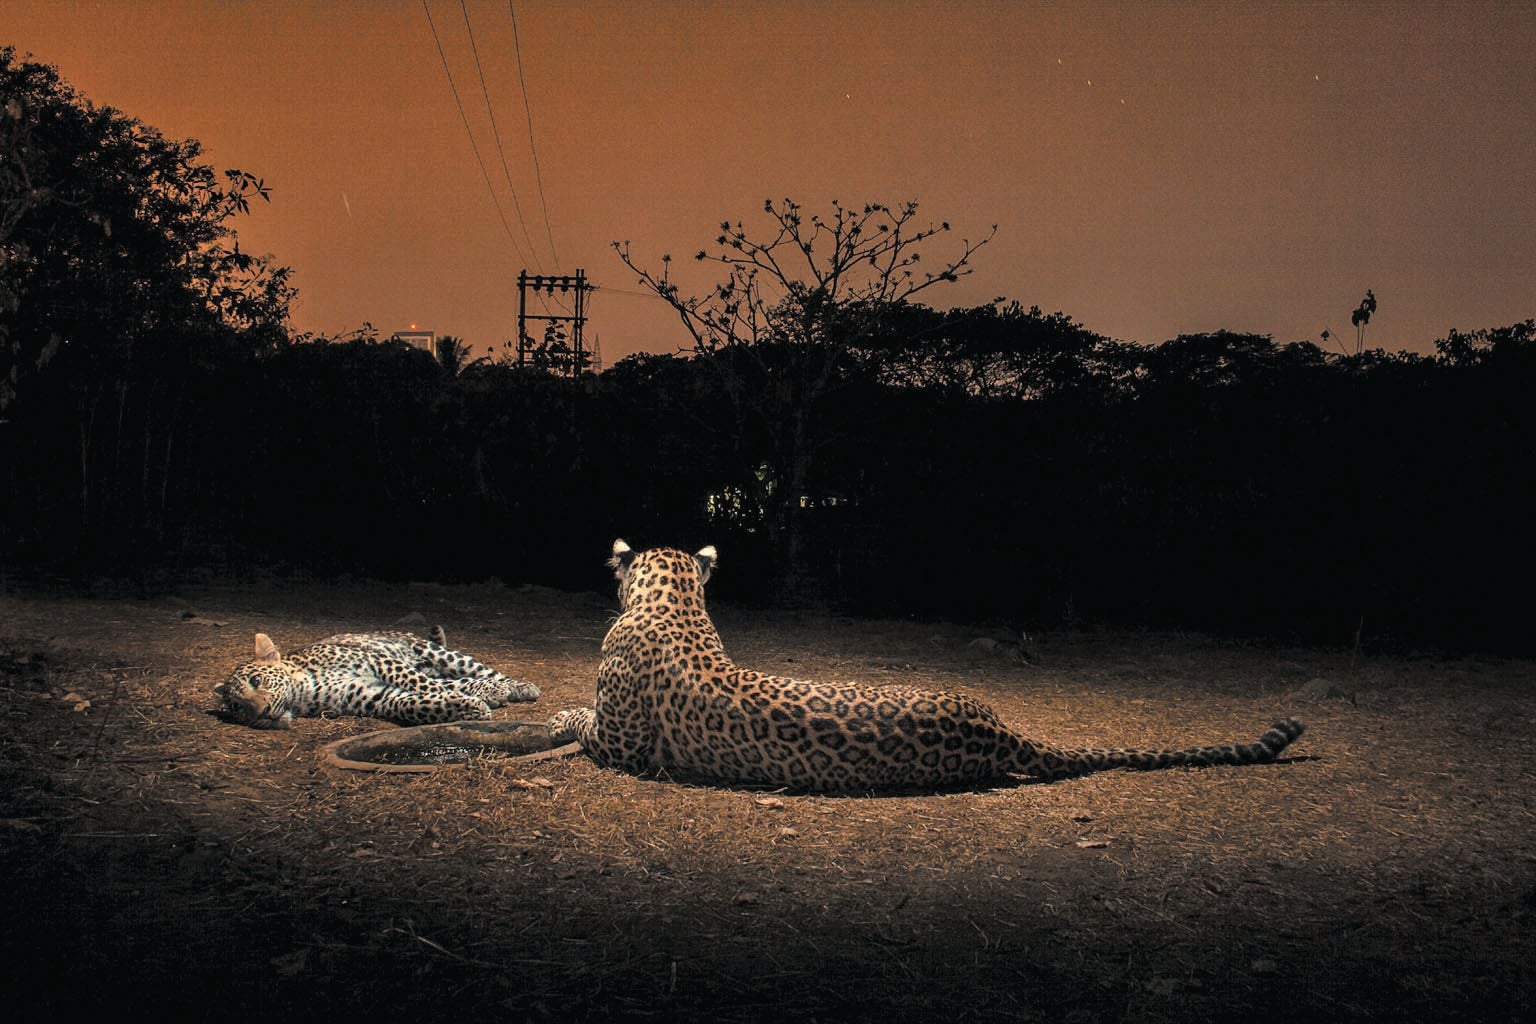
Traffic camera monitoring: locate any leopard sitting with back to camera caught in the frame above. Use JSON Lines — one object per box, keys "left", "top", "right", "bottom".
{"left": 549, "top": 540, "right": 1305, "bottom": 791}
{"left": 216, "top": 625, "right": 538, "bottom": 729}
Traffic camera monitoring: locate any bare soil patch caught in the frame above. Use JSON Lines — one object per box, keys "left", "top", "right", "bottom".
{"left": 2, "top": 580, "right": 1533, "bottom": 1022}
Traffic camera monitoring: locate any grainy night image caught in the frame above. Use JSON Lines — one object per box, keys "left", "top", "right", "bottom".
{"left": 2, "top": 3, "right": 1533, "bottom": 1022}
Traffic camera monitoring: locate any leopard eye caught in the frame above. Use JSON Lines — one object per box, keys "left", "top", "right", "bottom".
{"left": 247, "top": 675, "right": 262, "bottom": 687}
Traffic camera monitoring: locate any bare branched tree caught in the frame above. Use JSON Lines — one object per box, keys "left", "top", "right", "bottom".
{"left": 614, "top": 198, "right": 995, "bottom": 354}
{"left": 612, "top": 197, "right": 995, "bottom": 604}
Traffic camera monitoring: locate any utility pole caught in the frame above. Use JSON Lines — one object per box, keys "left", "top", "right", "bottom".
{"left": 516, "top": 269, "right": 592, "bottom": 377}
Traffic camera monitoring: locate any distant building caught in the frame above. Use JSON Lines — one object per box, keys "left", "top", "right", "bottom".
{"left": 390, "top": 330, "right": 438, "bottom": 359}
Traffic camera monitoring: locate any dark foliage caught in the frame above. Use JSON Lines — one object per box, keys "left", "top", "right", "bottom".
{"left": 5, "top": 309, "right": 1532, "bottom": 653}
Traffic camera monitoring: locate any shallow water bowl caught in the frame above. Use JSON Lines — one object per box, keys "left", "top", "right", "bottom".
{"left": 322, "top": 720, "right": 582, "bottom": 774}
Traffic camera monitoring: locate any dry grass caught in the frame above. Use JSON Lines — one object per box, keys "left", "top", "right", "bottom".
{"left": 1, "top": 580, "right": 1533, "bottom": 1022}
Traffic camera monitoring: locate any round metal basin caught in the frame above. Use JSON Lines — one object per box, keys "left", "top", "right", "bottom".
{"left": 322, "top": 719, "right": 581, "bottom": 773}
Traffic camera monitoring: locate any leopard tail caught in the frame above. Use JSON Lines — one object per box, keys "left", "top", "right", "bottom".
{"left": 1011, "top": 717, "right": 1305, "bottom": 781}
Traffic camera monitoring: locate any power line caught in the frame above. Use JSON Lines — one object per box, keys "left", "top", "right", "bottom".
{"left": 459, "top": 0, "right": 544, "bottom": 273}
{"left": 421, "top": 0, "right": 531, "bottom": 266}
{"left": 508, "top": 1, "right": 560, "bottom": 269}
{"left": 595, "top": 284, "right": 672, "bottom": 302}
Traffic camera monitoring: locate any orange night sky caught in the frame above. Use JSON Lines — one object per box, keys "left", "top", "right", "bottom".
{"left": 10, "top": 0, "right": 1534, "bottom": 364}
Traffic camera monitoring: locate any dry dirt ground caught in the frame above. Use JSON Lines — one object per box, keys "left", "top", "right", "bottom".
{"left": 1, "top": 578, "right": 1533, "bottom": 1023}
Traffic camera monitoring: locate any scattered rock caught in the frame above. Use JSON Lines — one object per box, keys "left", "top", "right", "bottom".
{"left": 1298, "top": 677, "right": 1355, "bottom": 703}
{"left": 965, "top": 637, "right": 1032, "bottom": 663}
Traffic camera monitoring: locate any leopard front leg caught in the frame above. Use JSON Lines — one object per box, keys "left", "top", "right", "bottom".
{"left": 549, "top": 654, "right": 664, "bottom": 775}
{"left": 372, "top": 685, "right": 493, "bottom": 725}
{"left": 456, "top": 671, "right": 540, "bottom": 708}
{"left": 549, "top": 707, "right": 596, "bottom": 746}
{"left": 548, "top": 703, "right": 661, "bottom": 775}
{"left": 422, "top": 650, "right": 540, "bottom": 706}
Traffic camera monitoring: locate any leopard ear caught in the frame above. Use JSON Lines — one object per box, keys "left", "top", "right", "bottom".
{"left": 695, "top": 545, "right": 718, "bottom": 585}
{"left": 253, "top": 633, "right": 281, "bottom": 664}
{"left": 608, "top": 538, "right": 637, "bottom": 577}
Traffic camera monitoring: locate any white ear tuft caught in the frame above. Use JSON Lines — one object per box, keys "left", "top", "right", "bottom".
{"left": 608, "top": 538, "right": 638, "bottom": 576}
{"left": 695, "top": 544, "right": 718, "bottom": 584}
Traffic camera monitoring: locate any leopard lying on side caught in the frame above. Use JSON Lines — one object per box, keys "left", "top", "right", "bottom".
{"left": 216, "top": 626, "right": 539, "bottom": 729}
{"left": 549, "top": 540, "right": 1305, "bottom": 791}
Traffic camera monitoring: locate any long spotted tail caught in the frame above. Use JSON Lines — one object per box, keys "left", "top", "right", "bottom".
{"left": 1019, "top": 717, "right": 1305, "bottom": 781}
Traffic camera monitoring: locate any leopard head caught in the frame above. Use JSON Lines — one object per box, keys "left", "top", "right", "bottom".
{"left": 214, "top": 633, "right": 296, "bottom": 729}
{"left": 609, "top": 538, "right": 716, "bottom": 611}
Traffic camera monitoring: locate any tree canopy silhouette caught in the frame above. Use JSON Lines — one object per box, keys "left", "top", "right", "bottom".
{"left": 1, "top": 47, "right": 294, "bottom": 410}
{"left": 0, "top": 48, "right": 295, "bottom": 567}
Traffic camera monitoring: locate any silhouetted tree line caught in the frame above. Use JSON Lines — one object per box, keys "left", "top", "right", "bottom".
{"left": 4, "top": 49, "right": 1533, "bottom": 652}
